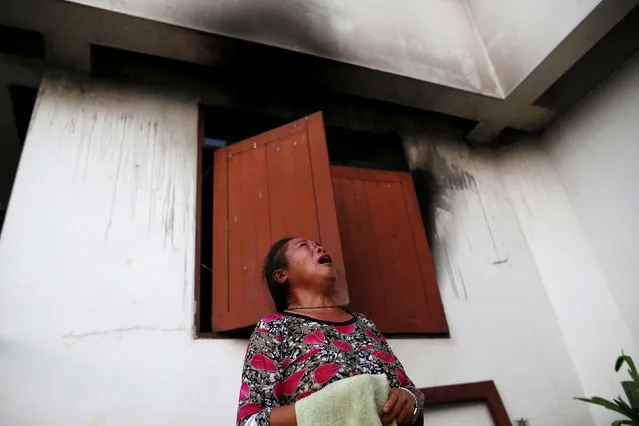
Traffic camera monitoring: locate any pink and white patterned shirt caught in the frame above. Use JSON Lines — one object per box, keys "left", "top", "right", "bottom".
{"left": 237, "top": 312, "right": 424, "bottom": 425}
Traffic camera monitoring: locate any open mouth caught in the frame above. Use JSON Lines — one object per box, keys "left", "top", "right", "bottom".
{"left": 317, "top": 253, "right": 333, "bottom": 266}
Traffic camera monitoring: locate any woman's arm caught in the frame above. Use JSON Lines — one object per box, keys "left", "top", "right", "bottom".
{"left": 361, "top": 316, "right": 424, "bottom": 425}
{"left": 381, "top": 345, "right": 424, "bottom": 426}
{"left": 237, "top": 320, "right": 296, "bottom": 426}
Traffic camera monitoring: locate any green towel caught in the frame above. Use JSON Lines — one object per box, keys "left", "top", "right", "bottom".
{"left": 295, "top": 374, "right": 397, "bottom": 426}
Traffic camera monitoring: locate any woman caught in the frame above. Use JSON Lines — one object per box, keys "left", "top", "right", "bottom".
{"left": 237, "top": 237, "right": 425, "bottom": 426}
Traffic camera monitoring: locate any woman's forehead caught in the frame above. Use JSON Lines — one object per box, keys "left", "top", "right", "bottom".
{"left": 289, "top": 237, "right": 319, "bottom": 247}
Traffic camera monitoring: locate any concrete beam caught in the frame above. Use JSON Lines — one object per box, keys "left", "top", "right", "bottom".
{"left": 467, "top": 0, "right": 636, "bottom": 144}
{"left": 536, "top": 6, "right": 639, "bottom": 114}
{"left": 0, "top": 0, "right": 551, "bottom": 135}
{"left": 1, "top": 0, "right": 635, "bottom": 145}
{"left": 0, "top": 54, "right": 46, "bottom": 87}
{"left": 45, "top": 31, "right": 91, "bottom": 72}
{"left": 508, "top": 0, "right": 637, "bottom": 106}
{"left": 61, "top": 0, "right": 503, "bottom": 97}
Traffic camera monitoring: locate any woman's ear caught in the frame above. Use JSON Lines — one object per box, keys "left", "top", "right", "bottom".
{"left": 272, "top": 269, "right": 288, "bottom": 284}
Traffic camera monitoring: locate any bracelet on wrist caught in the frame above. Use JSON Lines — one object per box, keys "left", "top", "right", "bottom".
{"left": 398, "top": 387, "right": 421, "bottom": 418}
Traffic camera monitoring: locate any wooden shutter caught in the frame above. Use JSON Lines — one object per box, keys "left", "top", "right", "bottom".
{"left": 212, "top": 113, "right": 348, "bottom": 332}
{"left": 331, "top": 166, "right": 448, "bottom": 334}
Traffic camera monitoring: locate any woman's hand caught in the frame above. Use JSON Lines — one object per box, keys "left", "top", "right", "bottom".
{"left": 381, "top": 388, "right": 417, "bottom": 425}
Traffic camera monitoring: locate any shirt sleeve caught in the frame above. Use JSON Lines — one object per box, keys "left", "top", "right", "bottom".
{"left": 359, "top": 315, "right": 426, "bottom": 411}
{"left": 237, "top": 320, "right": 283, "bottom": 426}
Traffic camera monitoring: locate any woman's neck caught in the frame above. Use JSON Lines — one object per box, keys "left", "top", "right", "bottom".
{"left": 287, "top": 293, "right": 336, "bottom": 310}
{"left": 284, "top": 308, "right": 354, "bottom": 324}
{"left": 285, "top": 294, "right": 352, "bottom": 323}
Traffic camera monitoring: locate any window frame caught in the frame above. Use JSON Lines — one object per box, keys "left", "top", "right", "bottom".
{"left": 194, "top": 109, "right": 205, "bottom": 336}
{"left": 419, "top": 381, "right": 511, "bottom": 426}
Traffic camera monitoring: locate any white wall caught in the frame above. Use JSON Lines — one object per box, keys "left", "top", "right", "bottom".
{"left": 546, "top": 52, "right": 639, "bottom": 346}
{"left": 499, "top": 142, "right": 638, "bottom": 426}
{"left": 424, "top": 402, "right": 493, "bottom": 426}
{"left": 0, "top": 73, "right": 244, "bottom": 426}
{"left": 0, "top": 72, "right": 593, "bottom": 425}
{"left": 403, "top": 139, "right": 593, "bottom": 426}
{"left": 497, "top": 52, "right": 639, "bottom": 425}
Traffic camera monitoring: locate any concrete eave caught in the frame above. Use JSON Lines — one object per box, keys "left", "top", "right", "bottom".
{"left": 0, "top": 0, "right": 637, "bottom": 143}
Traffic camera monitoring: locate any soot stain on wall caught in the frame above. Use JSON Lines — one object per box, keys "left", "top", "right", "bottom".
{"left": 405, "top": 140, "right": 476, "bottom": 245}
{"left": 404, "top": 135, "right": 478, "bottom": 300}
{"left": 56, "top": 76, "right": 194, "bottom": 254}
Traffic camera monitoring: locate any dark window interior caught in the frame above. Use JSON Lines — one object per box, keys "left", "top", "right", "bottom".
{"left": 1, "top": 85, "right": 38, "bottom": 235}
{"left": 325, "top": 127, "right": 407, "bottom": 171}
{"left": 0, "top": 26, "right": 45, "bottom": 59}
{"left": 198, "top": 147, "right": 214, "bottom": 334}
{"left": 9, "top": 85, "right": 38, "bottom": 145}
{"left": 201, "top": 106, "right": 408, "bottom": 170}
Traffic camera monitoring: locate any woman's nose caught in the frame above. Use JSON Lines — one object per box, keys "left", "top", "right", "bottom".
{"left": 315, "top": 245, "right": 325, "bottom": 253}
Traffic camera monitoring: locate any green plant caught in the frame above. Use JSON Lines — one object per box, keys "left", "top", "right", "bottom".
{"left": 513, "top": 418, "right": 529, "bottom": 426}
{"left": 575, "top": 351, "right": 639, "bottom": 426}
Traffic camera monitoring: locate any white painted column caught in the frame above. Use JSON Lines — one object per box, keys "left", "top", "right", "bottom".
{"left": 0, "top": 72, "right": 248, "bottom": 426}
{"left": 499, "top": 142, "right": 638, "bottom": 426}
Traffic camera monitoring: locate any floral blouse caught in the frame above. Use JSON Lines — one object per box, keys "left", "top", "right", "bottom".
{"left": 237, "top": 312, "right": 424, "bottom": 425}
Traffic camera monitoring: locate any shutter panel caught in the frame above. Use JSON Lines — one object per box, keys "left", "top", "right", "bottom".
{"left": 212, "top": 113, "right": 348, "bottom": 332}
{"left": 331, "top": 166, "right": 448, "bottom": 334}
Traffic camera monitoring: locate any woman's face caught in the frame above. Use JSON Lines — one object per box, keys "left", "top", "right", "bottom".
{"left": 281, "top": 237, "right": 336, "bottom": 287}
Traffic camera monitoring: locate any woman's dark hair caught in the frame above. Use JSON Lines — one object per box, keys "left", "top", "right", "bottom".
{"left": 263, "top": 237, "right": 294, "bottom": 312}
